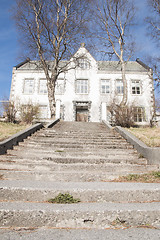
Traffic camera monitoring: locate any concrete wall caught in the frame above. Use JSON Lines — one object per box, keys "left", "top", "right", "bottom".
{"left": 115, "top": 126, "right": 160, "bottom": 165}
{"left": 0, "top": 123, "right": 43, "bottom": 155}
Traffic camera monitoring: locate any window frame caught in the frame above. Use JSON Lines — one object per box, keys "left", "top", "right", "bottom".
{"left": 38, "top": 78, "right": 48, "bottom": 95}
{"left": 55, "top": 78, "right": 65, "bottom": 95}
{"left": 133, "top": 107, "right": 145, "bottom": 122}
{"left": 116, "top": 79, "right": 123, "bottom": 95}
{"left": 75, "top": 79, "right": 88, "bottom": 94}
{"left": 100, "top": 79, "right": 110, "bottom": 94}
{"left": 131, "top": 80, "right": 141, "bottom": 95}
{"left": 23, "top": 78, "right": 34, "bottom": 95}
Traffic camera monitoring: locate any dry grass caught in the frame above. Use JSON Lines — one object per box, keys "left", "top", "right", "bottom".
{"left": 115, "top": 172, "right": 160, "bottom": 183}
{"left": 0, "top": 122, "right": 30, "bottom": 142}
{"left": 126, "top": 127, "right": 160, "bottom": 147}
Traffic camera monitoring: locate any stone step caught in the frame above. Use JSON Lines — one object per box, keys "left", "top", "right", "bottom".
{"left": 33, "top": 131, "right": 120, "bottom": 137}
{"left": 29, "top": 137, "right": 126, "bottom": 144}
{"left": 0, "top": 160, "right": 156, "bottom": 173}
{"left": 33, "top": 134, "right": 121, "bottom": 140}
{"left": 42, "top": 126, "right": 117, "bottom": 132}
{"left": 0, "top": 228, "right": 160, "bottom": 239}
{"left": 18, "top": 142, "right": 134, "bottom": 149}
{"left": 0, "top": 155, "right": 147, "bottom": 164}
{"left": 4, "top": 147, "right": 140, "bottom": 157}
{"left": 0, "top": 169, "right": 149, "bottom": 182}
{"left": 12, "top": 145, "right": 137, "bottom": 154}
{"left": 0, "top": 201, "right": 160, "bottom": 229}
{"left": 23, "top": 135, "right": 128, "bottom": 143}
{"left": 1, "top": 180, "right": 160, "bottom": 203}
{"left": 33, "top": 134, "right": 123, "bottom": 140}
{"left": 4, "top": 150, "right": 142, "bottom": 160}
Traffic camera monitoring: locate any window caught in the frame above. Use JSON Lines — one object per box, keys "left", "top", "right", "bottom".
{"left": 78, "top": 58, "right": 90, "bottom": 69}
{"left": 132, "top": 80, "right": 141, "bottom": 94}
{"left": 101, "top": 79, "right": 110, "bottom": 94}
{"left": 116, "top": 79, "right": 123, "bottom": 94}
{"left": 133, "top": 107, "right": 145, "bottom": 122}
{"left": 76, "top": 79, "right": 88, "bottom": 94}
{"left": 55, "top": 79, "right": 65, "bottom": 94}
{"left": 39, "top": 79, "right": 47, "bottom": 94}
{"left": 23, "top": 79, "right": 34, "bottom": 94}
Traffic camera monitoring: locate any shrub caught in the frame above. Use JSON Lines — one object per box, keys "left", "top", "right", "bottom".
{"left": 48, "top": 193, "right": 80, "bottom": 204}
{"left": 2, "top": 101, "right": 17, "bottom": 123}
{"left": 20, "top": 103, "right": 40, "bottom": 124}
{"left": 107, "top": 102, "right": 135, "bottom": 127}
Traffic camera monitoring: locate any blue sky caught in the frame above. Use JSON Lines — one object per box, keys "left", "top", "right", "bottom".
{"left": 0, "top": 0, "right": 158, "bottom": 100}
{"left": 0, "top": 0, "right": 18, "bottom": 99}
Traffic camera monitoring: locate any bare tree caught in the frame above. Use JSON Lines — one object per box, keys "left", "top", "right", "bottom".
{"left": 13, "top": 0, "right": 90, "bottom": 118}
{"left": 93, "top": 0, "right": 135, "bottom": 106}
{"left": 146, "top": 0, "right": 160, "bottom": 90}
{"left": 146, "top": 0, "right": 160, "bottom": 42}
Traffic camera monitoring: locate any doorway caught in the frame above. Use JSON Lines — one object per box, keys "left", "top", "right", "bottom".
{"left": 76, "top": 106, "right": 89, "bottom": 122}
{"left": 73, "top": 101, "right": 91, "bottom": 122}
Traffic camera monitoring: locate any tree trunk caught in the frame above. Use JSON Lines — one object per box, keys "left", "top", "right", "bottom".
{"left": 47, "top": 79, "right": 56, "bottom": 119}
{"left": 121, "top": 60, "right": 128, "bottom": 106}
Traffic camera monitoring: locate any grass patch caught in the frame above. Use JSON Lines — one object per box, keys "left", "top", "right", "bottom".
{"left": 48, "top": 193, "right": 81, "bottom": 204}
{"left": 55, "top": 150, "right": 64, "bottom": 153}
{"left": 126, "top": 127, "right": 160, "bottom": 147}
{"left": 115, "top": 171, "right": 160, "bottom": 183}
{"left": 0, "top": 122, "right": 29, "bottom": 141}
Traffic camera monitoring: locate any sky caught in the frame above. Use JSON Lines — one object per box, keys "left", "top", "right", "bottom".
{"left": 0, "top": 0, "right": 159, "bottom": 100}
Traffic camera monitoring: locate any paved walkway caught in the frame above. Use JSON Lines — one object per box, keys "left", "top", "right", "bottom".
{"left": 1, "top": 228, "right": 160, "bottom": 240}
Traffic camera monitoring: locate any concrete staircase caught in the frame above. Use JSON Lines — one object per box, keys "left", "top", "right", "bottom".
{"left": 0, "top": 121, "right": 160, "bottom": 230}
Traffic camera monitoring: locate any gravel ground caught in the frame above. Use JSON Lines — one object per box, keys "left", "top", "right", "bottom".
{"left": 0, "top": 228, "right": 160, "bottom": 240}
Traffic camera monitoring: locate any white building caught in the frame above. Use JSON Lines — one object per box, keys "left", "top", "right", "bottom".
{"left": 10, "top": 44, "right": 155, "bottom": 125}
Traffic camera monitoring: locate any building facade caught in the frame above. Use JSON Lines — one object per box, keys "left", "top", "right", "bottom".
{"left": 10, "top": 45, "right": 155, "bottom": 125}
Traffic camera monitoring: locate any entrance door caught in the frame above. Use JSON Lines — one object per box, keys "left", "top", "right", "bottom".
{"left": 76, "top": 108, "right": 88, "bottom": 122}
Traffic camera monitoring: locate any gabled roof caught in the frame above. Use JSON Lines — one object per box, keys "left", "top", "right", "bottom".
{"left": 15, "top": 60, "right": 68, "bottom": 70}
{"left": 98, "top": 61, "right": 150, "bottom": 72}
{"left": 14, "top": 44, "right": 150, "bottom": 73}
{"left": 15, "top": 58, "right": 30, "bottom": 69}
{"left": 15, "top": 59, "right": 150, "bottom": 73}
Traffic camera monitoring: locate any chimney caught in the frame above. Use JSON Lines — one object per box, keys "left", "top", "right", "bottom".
{"left": 81, "top": 43, "right": 85, "bottom": 47}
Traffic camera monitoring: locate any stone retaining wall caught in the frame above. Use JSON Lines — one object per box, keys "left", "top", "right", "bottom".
{"left": 0, "top": 123, "right": 44, "bottom": 155}
{"left": 115, "top": 126, "right": 160, "bottom": 165}
{"left": 0, "top": 119, "right": 60, "bottom": 155}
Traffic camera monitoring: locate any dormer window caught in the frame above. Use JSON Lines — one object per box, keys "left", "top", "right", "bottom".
{"left": 78, "top": 58, "right": 90, "bottom": 69}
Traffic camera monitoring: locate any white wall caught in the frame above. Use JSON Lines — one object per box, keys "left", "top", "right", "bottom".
{"left": 10, "top": 47, "right": 154, "bottom": 124}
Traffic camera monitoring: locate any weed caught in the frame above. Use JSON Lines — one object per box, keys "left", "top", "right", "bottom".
{"left": 48, "top": 193, "right": 80, "bottom": 204}
{"left": 111, "top": 217, "right": 127, "bottom": 227}
{"left": 152, "top": 171, "right": 160, "bottom": 178}
{"left": 125, "top": 174, "right": 139, "bottom": 181}
{"left": 115, "top": 171, "right": 160, "bottom": 183}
